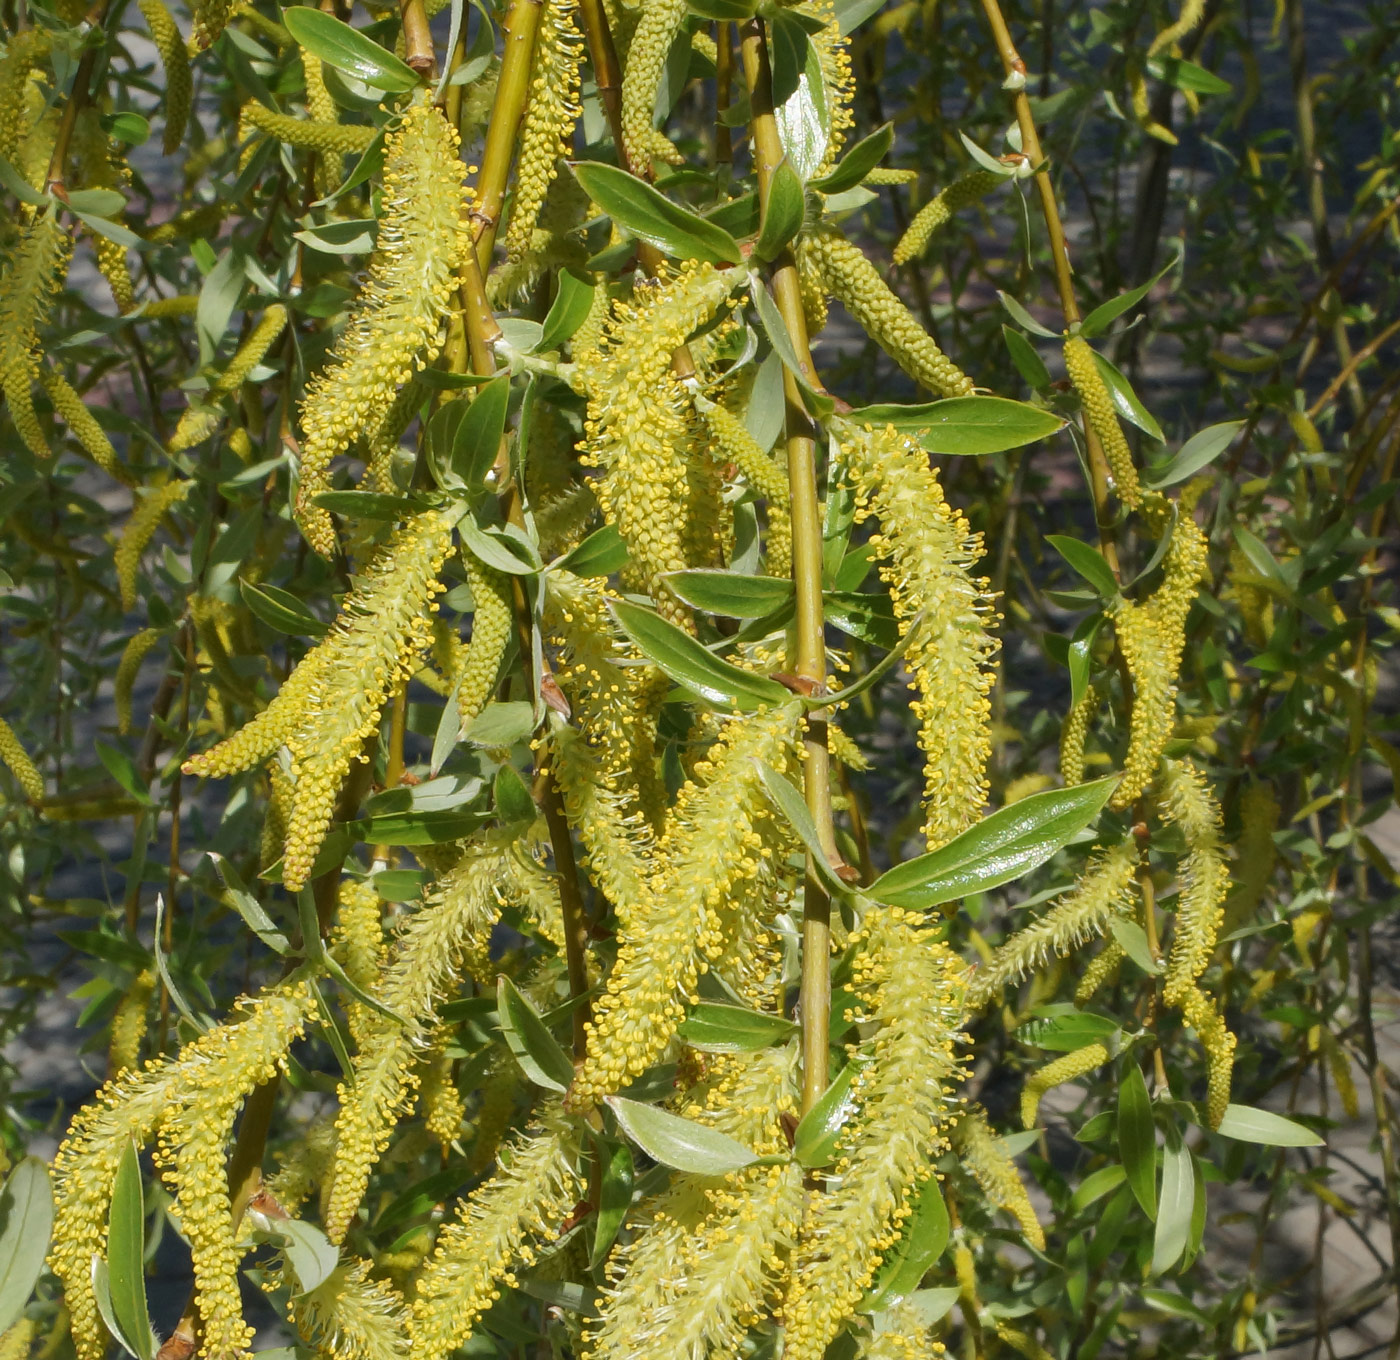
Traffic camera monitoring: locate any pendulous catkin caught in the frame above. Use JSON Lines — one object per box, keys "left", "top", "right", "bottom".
{"left": 116, "top": 479, "right": 191, "bottom": 612}
{"left": 241, "top": 103, "right": 377, "bottom": 156}
{"left": 619, "top": 0, "right": 687, "bottom": 170}
{"left": 39, "top": 369, "right": 129, "bottom": 482}
{"left": 1021, "top": 1042, "right": 1110, "bottom": 1129}
{"left": 0, "top": 715, "right": 44, "bottom": 803}
{"left": 893, "top": 169, "right": 1003, "bottom": 265}
{"left": 0, "top": 212, "right": 72, "bottom": 460}
{"left": 957, "top": 1106, "right": 1044, "bottom": 1248}
{"left": 138, "top": 0, "right": 191, "bottom": 153}
{"left": 1063, "top": 335, "right": 1142, "bottom": 509}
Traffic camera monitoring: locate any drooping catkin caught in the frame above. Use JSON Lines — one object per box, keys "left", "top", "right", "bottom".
{"left": 71, "top": 110, "right": 135, "bottom": 313}
{"left": 840, "top": 423, "right": 998, "bottom": 849}
{"left": 576, "top": 262, "right": 738, "bottom": 615}
{"left": 506, "top": 0, "right": 582, "bottom": 258}
{"left": 419, "top": 1035, "right": 465, "bottom": 1150}
{"left": 1224, "top": 780, "right": 1279, "bottom": 932}
{"left": 1062, "top": 335, "right": 1142, "bottom": 510}
{"left": 570, "top": 703, "right": 800, "bottom": 1105}
{"left": 265, "top": 1113, "right": 337, "bottom": 1216}
{"left": 1159, "top": 759, "right": 1230, "bottom": 1006}
{"left": 1110, "top": 493, "right": 1210, "bottom": 808}
{"left": 803, "top": 226, "right": 974, "bottom": 398}
{"left": 0, "top": 1318, "right": 35, "bottom": 1360}
{"left": 0, "top": 212, "right": 72, "bottom": 460}
{"left": 108, "top": 967, "right": 156, "bottom": 1076}
{"left": 39, "top": 369, "right": 129, "bottom": 482}
{"left": 956, "top": 1106, "right": 1044, "bottom": 1249}
{"left": 782, "top": 909, "right": 965, "bottom": 1360}
{"left": 0, "top": 716, "right": 44, "bottom": 803}
{"left": 859, "top": 1299, "right": 939, "bottom": 1360}
{"left": 190, "top": 0, "right": 238, "bottom": 51}
{"left": 170, "top": 304, "right": 288, "bottom": 451}
{"left": 115, "top": 629, "right": 163, "bottom": 735}
{"left": 696, "top": 395, "right": 792, "bottom": 575}
{"left": 408, "top": 1105, "right": 582, "bottom": 1360}
{"left": 240, "top": 103, "right": 378, "bottom": 156}
{"left": 0, "top": 30, "right": 47, "bottom": 166}
{"left": 154, "top": 982, "right": 315, "bottom": 1360}
{"left": 619, "top": 0, "right": 686, "bottom": 170}
{"left": 1021, "top": 1042, "right": 1109, "bottom": 1129}
{"left": 803, "top": 0, "right": 853, "bottom": 173}
{"left": 289, "top": 1259, "right": 410, "bottom": 1360}
{"left": 137, "top": 0, "right": 191, "bottom": 153}
{"left": 1074, "top": 941, "right": 1124, "bottom": 1004}
{"left": 1149, "top": 0, "right": 1206, "bottom": 56}
{"left": 455, "top": 556, "right": 512, "bottom": 729}
{"left": 116, "top": 479, "right": 191, "bottom": 612}
{"left": 1059, "top": 685, "right": 1099, "bottom": 786}
{"left": 332, "top": 878, "right": 386, "bottom": 1047}
{"left": 893, "top": 169, "right": 1003, "bottom": 265}
{"left": 296, "top": 95, "right": 470, "bottom": 556}
{"left": 1179, "top": 985, "right": 1235, "bottom": 1128}
{"left": 966, "top": 840, "right": 1139, "bottom": 1010}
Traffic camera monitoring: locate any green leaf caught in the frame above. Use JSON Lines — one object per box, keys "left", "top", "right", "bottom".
{"left": 1070, "top": 1163, "right": 1126, "bottom": 1212}
{"left": 845, "top": 396, "right": 1065, "bottom": 455}
{"left": 1109, "top": 916, "right": 1160, "bottom": 975}
{"left": 1003, "top": 324, "right": 1052, "bottom": 389}
{"left": 310, "top": 490, "right": 429, "bottom": 521}
{"left": 823, "top": 589, "right": 899, "bottom": 648}
{"left": 754, "top": 160, "right": 805, "bottom": 261}
{"left": 281, "top": 8, "right": 421, "bottom": 90}
{"left": 773, "top": 30, "right": 829, "bottom": 180}
{"left": 998, "top": 290, "right": 1059, "bottom": 338}
{"left": 1148, "top": 55, "right": 1231, "bottom": 96}
{"left": 889, "top": 1287, "right": 961, "bottom": 1329}
{"left": 460, "top": 519, "right": 539, "bottom": 576}
{"left": 96, "top": 741, "right": 151, "bottom": 805}
{"left": 275, "top": 1219, "right": 340, "bottom": 1296}
{"left": 0, "top": 1159, "right": 53, "bottom": 1335}
{"left": 664, "top": 570, "right": 793, "bottom": 618}
{"left": 868, "top": 776, "right": 1119, "bottom": 910}
{"left": 1117, "top": 1063, "right": 1157, "bottom": 1220}
{"left": 493, "top": 763, "right": 536, "bottom": 826}
{"left": 606, "top": 1096, "right": 759, "bottom": 1174}
{"left": 749, "top": 273, "right": 834, "bottom": 417}
{"left": 294, "top": 218, "right": 377, "bottom": 255}
{"left": 1067, "top": 613, "right": 1104, "bottom": 710}
{"left": 554, "top": 524, "right": 629, "bottom": 577}
{"left": 812, "top": 122, "right": 893, "bottom": 194}
{"left": 755, "top": 760, "right": 856, "bottom": 899}
{"left": 793, "top": 1060, "right": 862, "bottom": 1168}
{"left": 239, "top": 580, "right": 329, "bottom": 637}
{"left": 208, "top": 852, "right": 291, "bottom": 954}
{"left": 1091, "top": 350, "right": 1164, "bottom": 443}
{"left": 862, "top": 1174, "right": 950, "bottom": 1311}
{"left": 452, "top": 374, "right": 510, "bottom": 488}
{"left": 1079, "top": 256, "right": 1178, "bottom": 339}
{"left": 0, "top": 157, "right": 49, "bottom": 208}
{"left": 1140, "top": 1288, "right": 1210, "bottom": 1326}
{"left": 570, "top": 162, "right": 742, "bottom": 264}
{"left": 589, "top": 1140, "right": 634, "bottom": 1268}
{"left": 67, "top": 188, "right": 126, "bottom": 216}
{"left": 833, "top": 0, "right": 882, "bottom": 35}
{"left": 1016, "top": 1011, "right": 1118, "bottom": 1052}
{"left": 1214, "top": 1104, "right": 1323, "bottom": 1147}
{"left": 1145, "top": 420, "right": 1243, "bottom": 489}
{"left": 769, "top": 9, "right": 814, "bottom": 108}
{"left": 537, "top": 270, "right": 595, "bottom": 352}
{"left": 108, "top": 1144, "right": 153, "bottom": 1360}
{"left": 461, "top": 701, "right": 536, "bottom": 747}
{"left": 1046, "top": 535, "right": 1119, "bottom": 598}
{"left": 75, "top": 211, "right": 145, "bottom": 249}
{"left": 678, "top": 1001, "right": 797, "bottom": 1053}
{"left": 1151, "top": 1138, "right": 1194, "bottom": 1274}
{"left": 687, "top": 0, "right": 755, "bottom": 18}
{"left": 357, "top": 808, "right": 490, "bottom": 845}
{"left": 498, "top": 975, "right": 574, "bottom": 1092}
{"left": 610, "top": 599, "right": 791, "bottom": 711}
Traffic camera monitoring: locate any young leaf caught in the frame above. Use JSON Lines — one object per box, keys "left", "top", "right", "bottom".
{"left": 845, "top": 396, "right": 1065, "bottom": 455}
{"left": 998, "top": 290, "right": 1059, "bottom": 338}
{"left": 452, "top": 374, "right": 511, "bottom": 488}
{"left": 1145, "top": 420, "right": 1243, "bottom": 489}
{"left": 461, "top": 701, "right": 536, "bottom": 747}
{"left": 793, "top": 1060, "right": 862, "bottom": 1168}
{"left": 493, "top": 764, "right": 536, "bottom": 826}
{"left": 754, "top": 760, "right": 856, "bottom": 899}
{"left": 749, "top": 274, "right": 834, "bottom": 417}
{"left": 1109, "top": 917, "right": 1161, "bottom": 975}
{"left": 0, "top": 1159, "right": 54, "bottom": 1335}
{"left": 1151, "top": 1139, "right": 1194, "bottom": 1274}
{"left": 664, "top": 570, "right": 794, "bottom": 618}
{"left": 1213, "top": 1105, "right": 1323, "bottom": 1147}
{"left": 571, "top": 162, "right": 743, "bottom": 264}
{"left": 537, "top": 270, "right": 595, "bottom": 352}
{"left": 553, "top": 524, "right": 629, "bottom": 577}
{"left": 1046, "top": 535, "right": 1120, "bottom": 598}
{"left": 1016, "top": 1011, "right": 1119, "bottom": 1052}
{"left": 498, "top": 975, "right": 574, "bottom": 1092}
{"left": 862, "top": 1174, "right": 950, "bottom": 1311}
{"left": 606, "top": 1096, "right": 759, "bottom": 1174}
{"left": 868, "top": 776, "right": 1119, "bottom": 910}
{"left": 239, "top": 580, "right": 329, "bottom": 638}
{"left": 1117, "top": 1063, "right": 1157, "bottom": 1220}
{"left": 589, "top": 1140, "right": 635, "bottom": 1268}
{"left": 1003, "top": 324, "right": 1053, "bottom": 389}
{"left": 1091, "top": 350, "right": 1165, "bottom": 443}
{"left": 207, "top": 852, "right": 291, "bottom": 954}
{"left": 610, "top": 600, "right": 791, "bottom": 711}
{"left": 1079, "top": 256, "right": 1179, "bottom": 339}
{"left": 281, "top": 8, "right": 421, "bottom": 91}
{"left": 275, "top": 1219, "right": 340, "bottom": 1296}
{"left": 754, "top": 160, "right": 805, "bottom": 261}
{"left": 812, "top": 122, "right": 894, "bottom": 195}
{"left": 678, "top": 1002, "right": 797, "bottom": 1053}
{"left": 107, "top": 1145, "right": 154, "bottom": 1360}
{"left": 1070, "top": 1163, "right": 1127, "bottom": 1213}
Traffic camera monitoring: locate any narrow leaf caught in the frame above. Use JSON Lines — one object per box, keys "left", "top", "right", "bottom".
{"left": 1146, "top": 420, "right": 1243, "bottom": 489}
{"left": 281, "top": 8, "right": 421, "bottom": 91}
{"left": 1117, "top": 1063, "right": 1157, "bottom": 1220}
{"left": 754, "top": 160, "right": 805, "bottom": 261}
{"left": 498, "top": 975, "right": 574, "bottom": 1092}
{"left": 812, "top": 122, "right": 893, "bottom": 194}
{"left": 862, "top": 1174, "right": 950, "bottom": 1311}
{"left": 571, "top": 162, "right": 742, "bottom": 264}
{"left": 793, "top": 1060, "right": 862, "bottom": 1168}
{"left": 589, "top": 1140, "right": 634, "bottom": 1268}
{"left": 846, "top": 396, "right": 1065, "bottom": 455}
{"left": 452, "top": 374, "right": 510, "bottom": 488}
{"left": 678, "top": 1001, "right": 796, "bottom": 1053}
{"left": 553, "top": 524, "right": 629, "bottom": 577}
{"left": 108, "top": 1144, "right": 153, "bottom": 1360}
{"left": 537, "top": 270, "right": 595, "bottom": 352}
{"left": 606, "top": 1096, "right": 758, "bottom": 1174}
{"left": 1079, "top": 256, "right": 1178, "bottom": 339}
{"left": 1151, "top": 1139, "right": 1194, "bottom": 1274}
{"left": 1046, "top": 535, "right": 1120, "bottom": 598}
{"left": 1214, "top": 1104, "right": 1323, "bottom": 1147}
{"left": 0, "top": 1159, "right": 54, "bottom": 1335}
{"left": 755, "top": 760, "right": 855, "bottom": 899}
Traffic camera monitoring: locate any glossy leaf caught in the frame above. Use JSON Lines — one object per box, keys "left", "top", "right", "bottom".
{"left": 452, "top": 374, "right": 510, "bottom": 488}
{"left": 686, "top": 0, "right": 755, "bottom": 18}
{"left": 755, "top": 760, "right": 856, "bottom": 899}
{"left": 754, "top": 160, "right": 805, "bottom": 261}
{"left": 1214, "top": 1104, "right": 1323, "bottom": 1147}
{"left": 1092, "top": 350, "right": 1165, "bottom": 443}
{"left": 461, "top": 700, "right": 536, "bottom": 747}
{"left": 793, "top": 1060, "right": 862, "bottom": 1168}
{"left": 536, "top": 269, "right": 595, "bottom": 352}
{"left": 1146, "top": 420, "right": 1244, "bottom": 489}
{"left": 749, "top": 274, "right": 834, "bottom": 417}
{"left": 772, "top": 23, "right": 829, "bottom": 179}
{"left": 208, "top": 852, "right": 290, "bottom": 954}
{"left": 664, "top": 570, "right": 793, "bottom": 618}
{"left": 823, "top": 589, "right": 899, "bottom": 648}
{"left": 554, "top": 524, "right": 629, "bottom": 577}
{"left": 239, "top": 580, "right": 329, "bottom": 638}
{"left": 1151, "top": 1139, "right": 1194, "bottom": 1274}
{"left": 1117, "top": 1063, "right": 1157, "bottom": 1219}
{"left": 498, "top": 975, "right": 574, "bottom": 1092}
{"left": 812, "top": 122, "right": 893, "bottom": 194}
{"left": 1079, "top": 256, "right": 1178, "bottom": 339}
{"left": 678, "top": 1001, "right": 797, "bottom": 1053}
{"left": 589, "top": 1140, "right": 634, "bottom": 1268}
{"left": 277, "top": 1219, "right": 340, "bottom": 1296}
{"left": 1003, "top": 324, "right": 1052, "bottom": 388}
{"left": 999, "top": 289, "right": 1059, "bottom": 338}
{"left": 846, "top": 396, "right": 1065, "bottom": 455}
{"left": 1017, "top": 1011, "right": 1119, "bottom": 1052}
{"left": 0, "top": 1159, "right": 53, "bottom": 1335}
{"left": 1047, "top": 535, "right": 1120, "bottom": 598}
{"left": 1070, "top": 1163, "right": 1127, "bottom": 1212}
{"left": 281, "top": 8, "right": 421, "bottom": 91}
{"left": 862, "top": 1174, "right": 950, "bottom": 1310}
{"left": 868, "top": 776, "right": 1119, "bottom": 909}
{"left": 571, "top": 162, "right": 743, "bottom": 264}
{"left": 606, "top": 1096, "right": 758, "bottom": 1174}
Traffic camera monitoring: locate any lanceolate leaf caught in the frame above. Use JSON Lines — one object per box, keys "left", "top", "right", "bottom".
{"left": 0, "top": 1159, "right": 53, "bottom": 1336}
{"left": 754, "top": 160, "right": 805, "bottom": 262}
{"left": 108, "top": 1144, "right": 153, "bottom": 1360}
{"left": 605, "top": 1096, "right": 758, "bottom": 1174}
{"left": 281, "top": 8, "right": 421, "bottom": 91}
{"left": 498, "top": 975, "right": 574, "bottom": 1093}
{"left": 869, "top": 776, "right": 1119, "bottom": 910}
{"left": 664, "top": 569, "right": 794, "bottom": 618}
{"left": 846, "top": 396, "right": 1065, "bottom": 455}
{"left": 589, "top": 1140, "right": 635, "bottom": 1269}
{"left": 812, "top": 122, "right": 894, "bottom": 194}
{"left": 1118, "top": 1063, "right": 1158, "bottom": 1220}
{"left": 793, "top": 1059, "right": 863, "bottom": 1168}
{"left": 536, "top": 270, "right": 595, "bottom": 353}
{"left": 1152, "top": 1139, "right": 1194, "bottom": 1274}
{"left": 862, "top": 1174, "right": 950, "bottom": 1311}
{"left": 1213, "top": 1105, "right": 1323, "bottom": 1147}
{"left": 677, "top": 1001, "right": 797, "bottom": 1053}
{"left": 754, "top": 760, "right": 855, "bottom": 899}
{"left": 570, "top": 162, "right": 743, "bottom": 265}
{"left": 554, "top": 524, "right": 629, "bottom": 577}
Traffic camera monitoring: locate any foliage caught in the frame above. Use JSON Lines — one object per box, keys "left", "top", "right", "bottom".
{"left": 0, "top": 0, "right": 1397, "bottom": 1358}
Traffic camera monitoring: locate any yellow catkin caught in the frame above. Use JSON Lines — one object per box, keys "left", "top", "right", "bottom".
{"left": 38, "top": 369, "right": 129, "bottom": 482}
{"left": 698, "top": 397, "right": 792, "bottom": 576}
{"left": 1159, "top": 759, "right": 1230, "bottom": 1006}
{"left": 0, "top": 30, "right": 47, "bottom": 166}
{"left": 137, "top": 0, "right": 191, "bottom": 153}
{"left": 331, "top": 878, "right": 385, "bottom": 1047}
{"left": 506, "top": 0, "right": 582, "bottom": 258}
{"left": 1320, "top": 1030, "right": 1360, "bottom": 1121}
{"left": 107, "top": 967, "right": 156, "bottom": 1076}
{"left": 408, "top": 1106, "right": 582, "bottom": 1360}
{"left": 893, "top": 169, "right": 1003, "bottom": 265}
{"left": 190, "top": 0, "right": 238, "bottom": 51}
{"left": 419, "top": 1035, "right": 465, "bottom": 1151}
{"left": 1062, "top": 335, "right": 1141, "bottom": 509}
{"left": 806, "top": 0, "right": 853, "bottom": 173}
{"left": 620, "top": 0, "right": 686, "bottom": 169}
{"left": 455, "top": 557, "right": 512, "bottom": 728}
{"left": 1021, "top": 1042, "right": 1109, "bottom": 1129}
{"left": 170, "top": 304, "right": 288, "bottom": 451}
{"left": 576, "top": 262, "right": 738, "bottom": 616}
{"left": 1110, "top": 493, "right": 1210, "bottom": 808}
{"left": 570, "top": 704, "right": 799, "bottom": 1105}
{"left": 154, "top": 983, "right": 314, "bottom": 1360}
{"left": 0, "top": 1319, "right": 35, "bottom": 1360}
{"left": 115, "top": 479, "right": 191, "bottom": 612}
{"left": 966, "top": 840, "right": 1139, "bottom": 1010}
{"left": 289, "top": 1259, "right": 409, "bottom": 1360}
{"left": 781, "top": 908, "right": 966, "bottom": 1360}
{"left": 1059, "top": 686, "right": 1099, "bottom": 786}
{"left": 1225, "top": 542, "right": 1273, "bottom": 646}
{"left": 138, "top": 293, "right": 200, "bottom": 318}
{"left": 996, "top": 1325, "right": 1056, "bottom": 1360}
{"left": 804, "top": 226, "right": 974, "bottom": 397}
{"left": 1224, "top": 780, "right": 1279, "bottom": 932}
{"left": 240, "top": 103, "right": 377, "bottom": 156}
{"left": 296, "top": 96, "right": 470, "bottom": 555}
{"left": 863, "top": 167, "right": 918, "bottom": 185}
{"left": 1074, "top": 941, "right": 1124, "bottom": 1004}
{"left": 841, "top": 423, "right": 998, "bottom": 848}
{"left": 859, "top": 1299, "right": 942, "bottom": 1360}
{"left": 957, "top": 1106, "right": 1044, "bottom": 1249}
{"left": 266, "top": 1116, "right": 337, "bottom": 1217}
{"left": 0, "top": 716, "right": 44, "bottom": 803}
{"left": 301, "top": 56, "right": 341, "bottom": 198}
{"left": 1149, "top": 0, "right": 1206, "bottom": 56}
{"left": 71, "top": 111, "right": 135, "bottom": 313}
{"left": 1179, "top": 985, "right": 1235, "bottom": 1128}
{"left": 0, "top": 213, "right": 72, "bottom": 459}
{"left": 829, "top": 724, "right": 869, "bottom": 770}
{"left": 114, "top": 629, "right": 162, "bottom": 735}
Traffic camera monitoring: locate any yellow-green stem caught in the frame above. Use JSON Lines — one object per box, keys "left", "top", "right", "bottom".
{"left": 399, "top": 0, "right": 435, "bottom": 76}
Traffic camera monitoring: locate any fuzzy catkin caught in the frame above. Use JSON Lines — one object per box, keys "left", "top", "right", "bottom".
{"left": 859, "top": 1300, "right": 938, "bottom": 1360}
{"left": 116, "top": 480, "right": 191, "bottom": 612}
{"left": 893, "top": 169, "right": 1003, "bottom": 265}
{"left": 1021, "top": 1042, "right": 1109, "bottom": 1129}
{"left": 39, "top": 369, "right": 129, "bottom": 482}
{"left": 967, "top": 840, "right": 1139, "bottom": 1009}
{"left": 841, "top": 423, "right": 997, "bottom": 848}
{"left": 698, "top": 397, "right": 792, "bottom": 576}
{"left": 1062, "top": 336, "right": 1141, "bottom": 509}
{"left": 804, "top": 226, "right": 974, "bottom": 397}
{"left": 290, "top": 1259, "right": 410, "bottom": 1360}
{"left": 1149, "top": 0, "right": 1206, "bottom": 56}
{"left": 620, "top": 0, "right": 686, "bottom": 170}
{"left": 1160, "top": 759, "right": 1230, "bottom": 1006}
{"left": 456, "top": 556, "right": 512, "bottom": 729}
{"left": 296, "top": 96, "right": 470, "bottom": 555}
{"left": 138, "top": 0, "right": 191, "bottom": 153}
{"left": 409, "top": 1106, "right": 582, "bottom": 1360}
{"left": 108, "top": 967, "right": 156, "bottom": 1076}
{"left": 1224, "top": 780, "right": 1279, "bottom": 932}
{"left": 806, "top": 0, "right": 853, "bottom": 172}
{"left": 115, "top": 629, "right": 163, "bottom": 735}
{"left": 1074, "top": 941, "right": 1124, "bottom": 1004}
{"left": 1179, "top": 985, "right": 1235, "bottom": 1128}
{"left": 1059, "top": 685, "right": 1099, "bottom": 786}
{"left": 0, "top": 715, "right": 43, "bottom": 803}
{"left": 170, "top": 304, "right": 288, "bottom": 451}
{"left": 0, "top": 30, "right": 47, "bottom": 166}
{"left": 957, "top": 1106, "right": 1044, "bottom": 1248}
{"left": 241, "top": 103, "right": 377, "bottom": 156}
{"left": 0, "top": 213, "right": 72, "bottom": 459}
